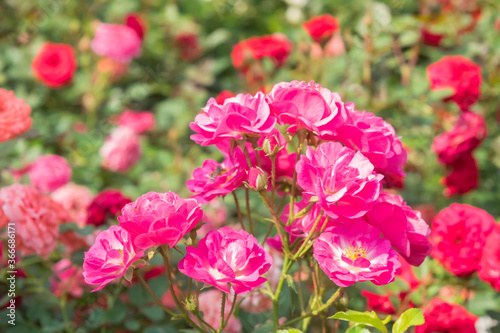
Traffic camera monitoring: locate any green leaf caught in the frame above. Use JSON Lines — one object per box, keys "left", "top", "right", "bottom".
{"left": 277, "top": 329, "right": 303, "bottom": 333}
{"left": 392, "top": 308, "right": 425, "bottom": 333}
{"left": 330, "top": 311, "right": 388, "bottom": 333}
{"left": 346, "top": 328, "right": 371, "bottom": 333}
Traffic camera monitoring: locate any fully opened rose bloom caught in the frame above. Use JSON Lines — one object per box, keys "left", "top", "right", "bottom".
{"left": 197, "top": 290, "right": 242, "bottom": 333}
{"left": 322, "top": 110, "right": 407, "bottom": 187}
{"left": 0, "top": 89, "right": 32, "bottom": 143}
{"left": 427, "top": 56, "right": 482, "bottom": 111}
{"left": 432, "top": 111, "right": 487, "bottom": 164}
{"left": 303, "top": 15, "right": 340, "bottom": 44}
{"left": 86, "top": 190, "right": 132, "bottom": 226}
{"left": 0, "top": 184, "right": 66, "bottom": 259}
{"left": 313, "top": 221, "right": 401, "bottom": 287}
{"left": 51, "top": 183, "right": 93, "bottom": 227}
{"left": 296, "top": 142, "right": 383, "bottom": 219}
{"left": 91, "top": 23, "right": 142, "bottom": 63}
{"left": 190, "top": 92, "right": 276, "bottom": 146}
{"left": 478, "top": 224, "right": 500, "bottom": 291}
{"left": 267, "top": 80, "right": 345, "bottom": 133}
{"left": 231, "top": 34, "right": 293, "bottom": 70}
{"left": 118, "top": 110, "right": 155, "bottom": 134}
{"left": 417, "top": 298, "right": 478, "bottom": 333}
{"left": 118, "top": 191, "right": 202, "bottom": 250}
{"left": 83, "top": 225, "right": 144, "bottom": 291}
{"left": 50, "top": 259, "right": 86, "bottom": 298}
{"left": 366, "top": 192, "right": 431, "bottom": 266}
{"left": 28, "top": 154, "right": 72, "bottom": 193}
{"left": 187, "top": 146, "right": 248, "bottom": 203}
{"left": 99, "top": 126, "right": 141, "bottom": 172}
{"left": 32, "top": 42, "right": 77, "bottom": 88}
{"left": 430, "top": 203, "right": 495, "bottom": 276}
{"left": 442, "top": 152, "right": 478, "bottom": 196}
{"left": 179, "top": 227, "right": 272, "bottom": 294}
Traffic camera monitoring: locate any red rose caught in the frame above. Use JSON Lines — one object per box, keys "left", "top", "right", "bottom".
{"left": 174, "top": 32, "right": 202, "bottom": 61}
{"left": 421, "top": 27, "right": 444, "bottom": 47}
{"left": 303, "top": 15, "right": 340, "bottom": 44}
{"left": 430, "top": 203, "right": 495, "bottom": 276}
{"left": 231, "top": 34, "right": 293, "bottom": 70}
{"left": 442, "top": 152, "right": 479, "bottom": 197}
{"left": 427, "top": 56, "right": 482, "bottom": 111}
{"left": 32, "top": 42, "right": 77, "bottom": 88}
{"left": 478, "top": 223, "right": 500, "bottom": 292}
{"left": 361, "top": 291, "right": 396, "bottom": 314}
{"left": 214, "top": 90, "right": 236, "bottom": 104}
{"left": 125, "top": 12, "right": 147, "bottom": 40}
{"left": 417, "top": 298, "right": 477, "bottom": 333}
{"left": 432, "top": 111, "right": 487, "bottom": 165}
{"left": 86, "top": 190, "right": 131, "bottom": 226}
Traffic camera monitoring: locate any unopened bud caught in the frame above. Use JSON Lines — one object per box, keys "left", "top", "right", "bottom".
{"left": 248, "top": 167, "right": 268, "bottom": 191}
{"left": 262, "top": 135, "right": 281, "bottom": 157}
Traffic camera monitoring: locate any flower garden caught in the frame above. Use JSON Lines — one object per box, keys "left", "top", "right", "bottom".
{"left": 1, "top": 1, "right": 500, "bottom": 333}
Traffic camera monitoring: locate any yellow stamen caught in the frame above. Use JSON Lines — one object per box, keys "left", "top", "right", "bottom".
{"left": 343, "top": 244, "right": 369, "bottom": 261}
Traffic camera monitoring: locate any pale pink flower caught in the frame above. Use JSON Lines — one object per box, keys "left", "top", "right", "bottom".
{"left": 0, "top": 88, "right": 32, "bottom": 143}
{"left": 51, "top": 259, "right": 86, "bottom": 298}
{"left": 296, "top": 142, "right": 383, "bottom": 219}
{"left": 0, "top": 184, "right": 66, "bottom": 259}
{"left": 100, "top": 126, "right": 141, "bottom": 172}
{"left": 186, "top": 146, "right": 248, "bottom": 203}
{"left": 267, "top": 80, "right": 345, "bottom": 133}
{"left": 91, "top": 23, "right": 142, "bottom": 63}
{"left": 313, "top": 221, "right": 401, "bottom": 287}
{"left": 118, "top": 110, "right": 155, "bottom": 134}
{"left": 190, "top": 91, "right": 276, "bottom": 146}
{"left": 179, "top": 226, "right": 272, "bottom": 294}
{"left": 29, "top": 154, "right": 72, "bottom": 193}
{"left": 83, "top": 225, "right": 144, "bottom": 291}
{"left": 240, "top": 290, "right": 273, "bottom": 313}
{"left": 366, "top": 192, "right": 431, "bottom": 266}
{"left": 51, "top": 183, "right": 93, "bottom": 227}
{"left": 321, "top": 110, "right": 407, "bottom": 187}
{"left": 324, "top": 34, "right": 345, "bottom": 57}
{"left": 198, "top": 289, "right": 242, "bottom": 333}
{"left": 118, "top": 191, "right": 202, "bottom": 250}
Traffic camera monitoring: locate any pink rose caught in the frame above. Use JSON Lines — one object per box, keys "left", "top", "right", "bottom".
{"left": 118, "top": 110, "right": 155, "bottom": 134}
{"left": 29, "top": 154, "right": 72, "bottom": 193}
{"left": 51, "top": 259, "right": 86, "bottom": 298}
{"left": 478, "top": 224, "right": 500, "bottom": 292}
{"left": 0, "top": 88, "right": 32, "bottom": 143}
{"left": 118, "top": 191, "right": 202, "bottom": 249}
{"left": 91, "top": 23, "right": 142, "bottom": 63}
{"left": 296, "top": 142, "right": 383, "bottom": 219}
{"left": 322, "top": 110, "right": 407, "bottom": 187}
{"left": 267, "top": 80, "right": 345, "bottom": 133}
{"left": 179, "top": 227, "right": 272, "bottom": 294}
{"left": 83, "top": 225, "right": 144, "bottom": 291}
{"left": 442, "top": 152, "right": 479, "bottom": 196}
{"left": 190, "top": 92, "right": 276, "bottom": 146}
{"left": 100, "top": 126, "right": 141, "bottom": 172}
{"left": 366, "top": 192, "right": 431, "bottom": 266}
{"left": 51, "top": 183, "right": 92, "bottom": 227}
{"left": 313, "top": 221, "right": 401, "bottom": 287}
{"left": 0, "top": 184, "right": 66, "bottom": 259}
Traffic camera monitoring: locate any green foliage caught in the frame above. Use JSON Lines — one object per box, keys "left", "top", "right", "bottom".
{"left": 330, "top": 310, "right": 389, "bottom": 333}
{"left": 392, "top": 309, "right": 425, "bottom": 333}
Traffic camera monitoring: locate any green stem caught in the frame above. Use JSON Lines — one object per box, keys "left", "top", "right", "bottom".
{"left": 293, "top": 211, "right": 324, "bottom": 259}
{"left": 288, "top": 131, "right": 306, "bottom": 226}
{"left": 245, "top": 189, "right": 254, "bottom": 234}
{"left": 224, "top": 294, "right": 238, "bottom": 327}
{"left": 232, "top": 191, "right": 246, "bottom": 231}
{"left": 218, "top": 292, "right": 227, "bottom": 333}
{"left": 136, "top": 272, "right": 178, "bottom": 318}
{"left": 273, "top": 255, "right": 293, "bottom": 332}
{"left": 271, "top": 156, "right": 276, "bottom": 203}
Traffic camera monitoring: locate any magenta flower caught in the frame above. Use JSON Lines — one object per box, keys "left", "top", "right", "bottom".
{"left": 99, "top": 126, "right": 141, "bottom": 172}
{"left": 267, "top": 80, "right": 345, "bottom": 133}
{"left": 118, "top": 191, "right": 202, "bottom": 250}
{"left": 321, "top": 110, "right": 407, "bottom": 187}
{"left": 28, "top": 154, "right": 72, "bottom": 193}
{"left": 83, "top": 225, "right": 144, "bottom": 291}
{"left": 190, "top": 92, "right": 276, "bottom": 146}
{"left": 296, "top": 142, "right": 383, "bottom": 219}
{"left": 313, "top": 221, "right": 401, "bottom": 287}
{"left": 118, "top": 110, "right": 155, "bottom": 134}
{"left": 186, "top": 146, "right": 248, "bottom": 203}
{"left": 91, "top": 23, "right": 142, "bottom": 63}
{"left": 366, "top": 192, "right": 432, "bottom": 266}
{"left": 178, "top": 226, "right": 272, "bottom": 294}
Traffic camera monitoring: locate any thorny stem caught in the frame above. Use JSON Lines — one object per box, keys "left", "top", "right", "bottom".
{"left": 224, "top": 294, "right": 238, "bottom": 328}
{"left": 136, "top": 272, "right": 179, "bottom": 318}
{"left": 232, "top": 191, "right": 245, "bottom": 231}
{"left": 259, "top": 190, "right": 291, "bottom": 257}
{"left": 218, "top": 292, "right": 227, "bottom": 333}
{"left": 288, "top": 130, "right": 306, "bottom": 226}
{"left": 245, "top": 189, "right": 254, "bottom": 234}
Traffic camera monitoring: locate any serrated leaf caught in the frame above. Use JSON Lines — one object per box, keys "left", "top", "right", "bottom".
{"left": 330, "top": 311, "right": 388, "bottom": 333}
{"left": 392, "top": 308, "right": 425, "bottom": 333}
